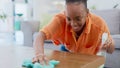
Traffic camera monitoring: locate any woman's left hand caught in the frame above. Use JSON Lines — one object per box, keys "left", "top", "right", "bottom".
{"left": 101, "top": 38, "right": 114, "bottom": 54}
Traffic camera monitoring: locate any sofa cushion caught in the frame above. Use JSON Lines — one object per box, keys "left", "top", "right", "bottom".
{"left": 111, "top": 35, "right": 120, "bottom": 48}
{"left": 92, "top": 9, "right": 120, "bottom": 34}
{"left": 105, "top": 50, "right": 120, "bottom": 68}
{"left": 21, "top": 20, "right": 40, "bottom": 33}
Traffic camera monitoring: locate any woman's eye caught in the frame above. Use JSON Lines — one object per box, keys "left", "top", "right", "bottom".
{"left": 67, "top": 17, "right": 71, "bottom": 21}
{"left": 76, "top": 18, "right": 80, "bottom": 21}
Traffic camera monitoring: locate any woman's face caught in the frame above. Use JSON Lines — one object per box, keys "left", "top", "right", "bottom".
{"left": 65, "top": 3, "right": 88, "bottom": 33}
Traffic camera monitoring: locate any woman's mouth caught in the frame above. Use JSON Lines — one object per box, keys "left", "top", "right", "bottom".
{"left": 72, "top": 26, "right": 81, "bottom": 31}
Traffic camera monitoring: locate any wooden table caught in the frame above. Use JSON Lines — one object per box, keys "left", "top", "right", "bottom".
{"left": 0, "top": 45, "right": 105, "bottom": 68}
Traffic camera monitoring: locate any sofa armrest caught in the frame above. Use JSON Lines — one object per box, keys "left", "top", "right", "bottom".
{"left": 21, "top": 21, "right": 33, "bottom": 46}
{"left": 111, "top": 35, "right": 120, "bottom": 49}
{"left": 21, "top": 20, "right": 40, "bottom": 46}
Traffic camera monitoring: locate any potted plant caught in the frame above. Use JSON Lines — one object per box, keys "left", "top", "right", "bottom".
{"left": 0, "top": 12, "right": 7, "bottom": 23}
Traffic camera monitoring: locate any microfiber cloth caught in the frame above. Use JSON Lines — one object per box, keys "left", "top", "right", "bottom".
{"left": 22, "top": 58, "right": 60, "bottom": 68}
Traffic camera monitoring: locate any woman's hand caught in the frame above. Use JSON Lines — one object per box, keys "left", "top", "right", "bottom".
{"left": 32, "top": 54, "right": 49, "bottom": 65}
{"left": 101, "top": 38, "right": 114, "bottom": 54}
{"left": 33, "top": 31, "right": 49, "bottom": 64}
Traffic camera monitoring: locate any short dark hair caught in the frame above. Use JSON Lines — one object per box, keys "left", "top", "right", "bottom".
{"left": 65, "top": 0, "right": 87, "bottom": 9}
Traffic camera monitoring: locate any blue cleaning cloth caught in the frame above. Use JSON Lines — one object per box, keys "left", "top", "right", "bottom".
{"left": 22, "top": 58, "right": 60, "bottom": 68}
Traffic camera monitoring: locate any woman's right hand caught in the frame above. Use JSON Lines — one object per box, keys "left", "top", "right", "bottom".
{"left": 32, "top": 54, "right": 49, "bottom": 65}
{"left": 33, "top": 32, "right": 49, "bottom": 64}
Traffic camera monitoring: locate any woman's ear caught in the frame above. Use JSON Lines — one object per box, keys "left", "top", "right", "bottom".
{"left": 64, "top": 10, "right": 66, "bottom": 15}
{"left": 87, "top": 8, "right": 89, "bottom": 13}
{"left": 86, "top": 8, "right": 89, "bottom": 17}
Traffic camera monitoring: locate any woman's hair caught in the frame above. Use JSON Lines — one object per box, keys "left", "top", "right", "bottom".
{"left": 65, "top": 0, "right": 88, "bottom": 8}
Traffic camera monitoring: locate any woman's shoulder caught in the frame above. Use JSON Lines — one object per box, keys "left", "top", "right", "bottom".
{"left": 89, "top": 12, "right": 107, "bottom": 31}
{"left": 55, "top": 11, "right": 66, "bottom": 19}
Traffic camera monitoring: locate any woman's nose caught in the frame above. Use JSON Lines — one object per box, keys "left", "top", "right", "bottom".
{"left": 71, "top": 21, "right": 77, "bottom": 26}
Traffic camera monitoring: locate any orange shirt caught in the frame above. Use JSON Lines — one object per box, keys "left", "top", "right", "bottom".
{"left": 40, "top": 12, "right": 111, "bottom": 55}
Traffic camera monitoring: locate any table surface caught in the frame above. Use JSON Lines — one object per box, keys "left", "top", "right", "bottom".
{"left": 0, "top": 45, "right": 105, "bottom": 68}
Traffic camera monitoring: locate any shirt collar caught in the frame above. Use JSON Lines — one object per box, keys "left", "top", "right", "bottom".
{"left": 84, "top": 14, "right": 91, "bottom": 34}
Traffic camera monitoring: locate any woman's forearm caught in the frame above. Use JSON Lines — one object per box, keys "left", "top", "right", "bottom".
{"left": 33, "top": 31, "right": 46, "bottom": 56}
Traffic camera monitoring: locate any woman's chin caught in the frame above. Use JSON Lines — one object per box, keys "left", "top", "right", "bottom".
{"left": 73, "top": 28, "right": 81, "bottom": 32}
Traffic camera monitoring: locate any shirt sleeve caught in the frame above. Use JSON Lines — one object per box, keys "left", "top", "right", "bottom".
{"left": 40, "top": 14, "right": 64, "bottom": 41}
{"left": 96, "top": 16, "right": 111, "bottom": 39}
{"left": 102, "top": 19, "right": 110, "bottom": 37}
{"left": 99, "top": 17, "right": 114, "bottom": 45}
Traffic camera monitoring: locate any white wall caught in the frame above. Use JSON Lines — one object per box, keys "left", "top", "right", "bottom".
{"left": 32, "top": 0, "right": 65, "bottom": 21}
{"left": 32, "top": 0, "right": 53, "bottom": 21}
{"left": 32, "top": 0, "right": 120, "bottom": 21}
{"left": 1, "top": 0, "right": 120, "bottom": 22}
{"left": 88, "top": 0, "right": 120, "bottom": 10}
{"left": 0, "top": 0, "right": 13, "bottom": 16}
{"left": 0, "top": 0, "right": 14, "bottom": 32}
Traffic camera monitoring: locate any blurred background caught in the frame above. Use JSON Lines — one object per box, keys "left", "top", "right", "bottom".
{"left": 0, "top": 0, "right": 120, "bottom": 44}
{"left": 0, "top": 1, "right": 120, "bottom": 68}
